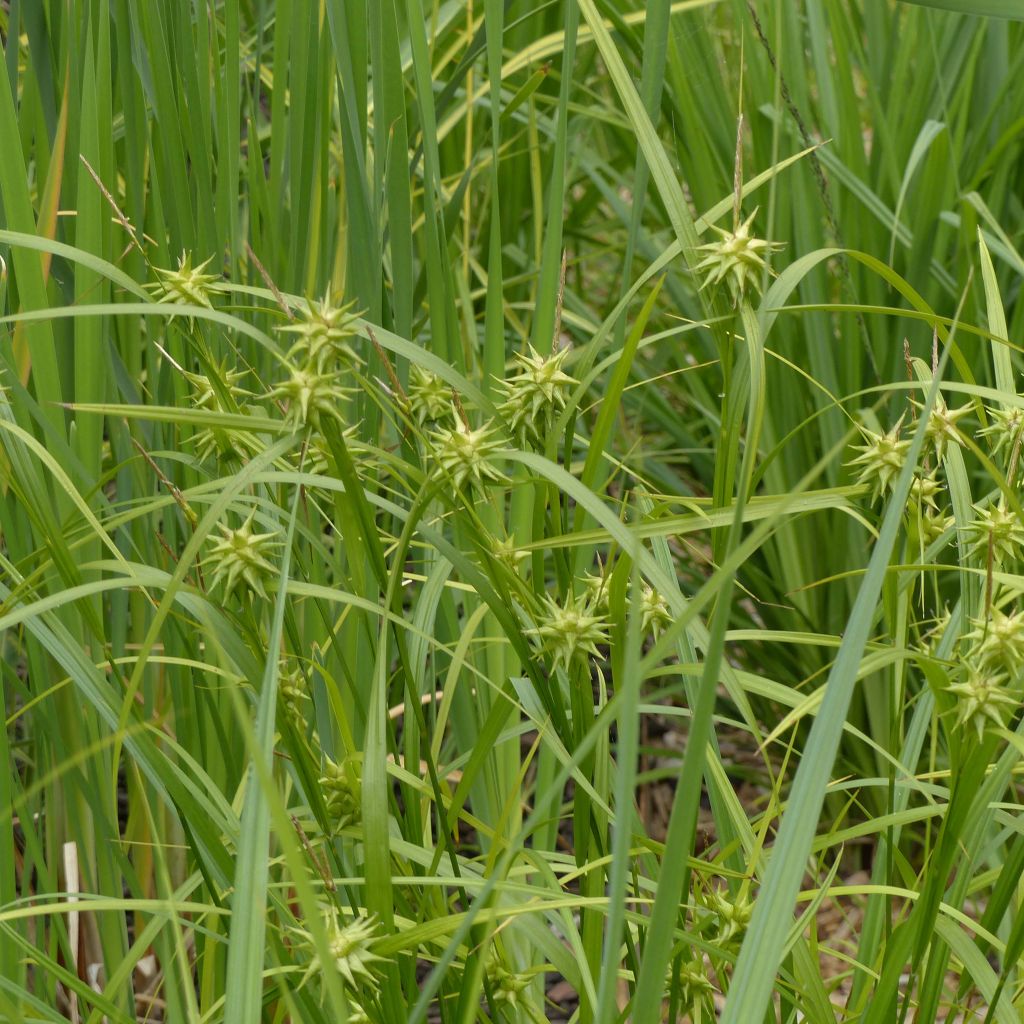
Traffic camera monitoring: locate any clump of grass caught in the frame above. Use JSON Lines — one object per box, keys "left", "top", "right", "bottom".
{"left": 1, "top": 2, "right": 1023, "bottom": 1023}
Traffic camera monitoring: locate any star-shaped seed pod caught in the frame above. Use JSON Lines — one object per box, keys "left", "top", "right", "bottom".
{"left": 528, "top": 593, "right": 609, "bottom": 672}
{"left": 847, "top": 419, "right": 911, "bottom": 502}
{"left": 294, "top": 908, "right": 388, "bottom": 997}
{"left": 947, "top": 666, "right": 1017, "bottom": 741}
{"left": 964, "top": 499, "right": 1024, "bottom": 565}
{"left": 669, "top": 956, "right": 715, "bottom": 1012}
{"left": 149, "top": 252, "right": 220, "bottom": 307}
{"left": 910, "top": 395, "right": 971, "bottom": 462}
{"left": 980, "top": 404, "right": 1024, "bottom": 460}
{"left": 428, "top": 416, "right": 508, "bottom": 489}
{"left": 182, "top": 357, "right": 252, "bottom": 410}
{"left": 268, "top": 365, "right": 351, "bottom": 430}
{"left": 205, "top": 512, "right": 281, "bottom": 600}
{"left": 640, "top": 583, "right": 673, "bottom": 635}
{"left": 497, "top": 344, "right": 577, "bottom": 442}
{"left": 694, "top": 209, "right": 781, "bottom": 298}
{"left": 581, "top": 569, "right": 610, "bottom": 616}
{"left": 279, "top": 294, "right": 363, "bottom": 373}
{"left": 911, "top": 506, "right": 955, "bottom": 548}
{"left": 702, "top": 886, "right": 753, "bottom": 951}
{"left": 908, "top": 472, "right": 943, "bottom": 512}
{"left": 485, "top": 955, "right": 531, "bottom": 1007}
{"left": 964, "top": 605, "right": 1024, "bottom": 672}
{"left": 406, "top": 365, "right": 452, "bottom": 425}
{"left": 181, "top": 358, "right": 259, "bottom": 463}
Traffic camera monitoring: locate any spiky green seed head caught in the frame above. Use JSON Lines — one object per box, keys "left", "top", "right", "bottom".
{"left": 964, "top": 606, "right": 1024, "bottom": 672}
{"left": 980, "top": 404, "right": 1024, "bottom": 460}
{"left": 906, "top": 473, "right": 953, "bottom": 548}
{"left": 670, "top": 956, "right": 714, "bottom": 1009}
{"left": 912, "top": 506, "right": 955, "bottom": 548}
{"left": 429, "top": 416, "right": 508, "bottom": 489}
{"left": 181, "top": 358, "right": 258, "bottom": 462}
{"left": 319, "top": 756, "right": 362, "bottom": 831}
{"left": 529, "top": 593, "right": 609, "bottom": 672}
{"left": 703, "top": 887, "right": 753, "bottom": 948}
{"left": 581, "top": 570, "right": 610, "bottom": 615}
{"left": 279, "top": 295, "right": 362, "bottom": 373}
{"left": 150, "top": 252, "right": 219, "bottom": 307}
{"left": 908, "top": 473, "right": 943, "bottom": 512}
{"left": 848, "top": 420, "right": 911, "bottom": 502}
{"left": 407, "top": 365, "right": 452, "bottom": 424}
{"left": 925, "top": 608, "right": 958, "bottom": 655}
{"left": 485, "top": 957, "right": 531, "bottom": 1006}
{"left": 205, "top": 512, "right": 281, "bottom": 600}
{"left": 694, "top": 209, "right": 781, "bottom": 298}
{"left": 190, "top": 422, "right": 261, "bottom": 465}
{"left": 182, "top": 357, "right": 251, "bottom": 410}
{"left": 640, "top": 583, "right": 672, "bottom": 635}
{"left": 268, "top": 365, "right": 350, "bottom": 429}
{"left": 911, "top": 395, "right": 971, "bottom": 462}
{"left": 491, "top": 535, "right": 528, "bottom": 573}
{"left": 965, "top": 499, "right": 1024, "bottom": 565}
{"left": 947, "top": 666, "right": 1017, "bottom": 741}
{"left": 296, "top": 909, "right": 387, "bottom": 996}
{"left": 497, "top": 344, "right": 577, "bottom": 441}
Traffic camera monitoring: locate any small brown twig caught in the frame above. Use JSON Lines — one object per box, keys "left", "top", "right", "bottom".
{"left": 291, "top": 815, "right": 336, "bottom": 893}
{"left": 245, "top": 242, "right": 294, "bottom": 320}
{"left": 452, "top": 388, "right": 471, "bottom": 430}
{"left": 368, "top": 325, "right": 408, "bottom": 406}
{"left": 131, "top": 436, "right": 198, "bottom": 531}
{"left": 79, "top": 154, "right": 145, "bottom": 257}
{"left": 552, "top": 249, "right": 567, "bottom": 352}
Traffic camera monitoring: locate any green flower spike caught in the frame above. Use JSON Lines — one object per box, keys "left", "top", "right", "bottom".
{"left": 670, "top": 957, "right": 714, "bottom": 1011}
{"left": 279, "top": 295, "right": 362, "bottom": 373}
{"left": 497, "top": 344, "right": 577, "bottom": 440}
{"left": 965, "top": 499, "right": 1024, "bottom": 565}
{"left": 295, "top": 908, "right": 387, "bottom": 996}
{"left": 268, "top": 365, "right": 350, "bottom": 429}
{"left": 529, "top": 593, "right": 609, "bottom": 672}
{"left": 205, "top": 512, "right": 281, "bottom": 600}
{"left": 485, "top": 956, "right": 531, "bottom": 1007}
{"left": 848, "top": 419, "right": 911, "bottom": 502}
{"left": 279, "top": 663, "right": 312, "bottom": 729}
{"left": 694, "top": 209, "right": 781, "bottom": 298}
{"left": 980, "top": 404, "right": 1024, "bottom": 460}
{"left": 947, "top": 666, "right": 1017, "bottom": 741}
{"left": 407, "top": 365, "right": 452, "bottom": 425}
{"left": 429, "top": 415, "right": 508, "bottom": 489}
{"left": 319, "top": 755, "right": 362, "bottom": 831}
{"left": 150, "top": 252, "right": 220, "bottom": 307}
{"left": 964, "top": 606, "right": 1024, "bottom": 672}
{"left": 640, "top": 583, "right": 672, "bottom": 635}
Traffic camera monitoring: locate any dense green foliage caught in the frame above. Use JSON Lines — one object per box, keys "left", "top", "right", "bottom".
{"left": 2, "top": 1, "right": 1024, "bottom": 1020}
